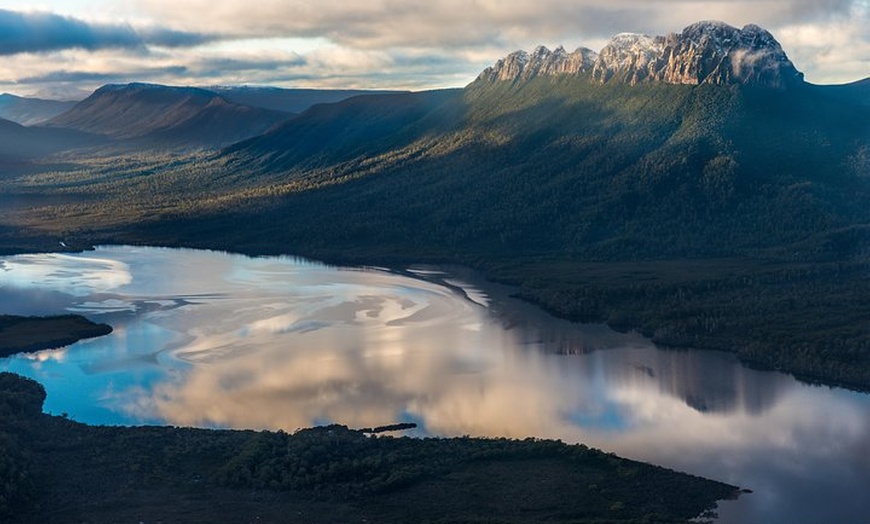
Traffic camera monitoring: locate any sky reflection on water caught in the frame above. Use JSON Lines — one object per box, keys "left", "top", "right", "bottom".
{"left": 1, "top": 246, "right": 868, "bottom": 524}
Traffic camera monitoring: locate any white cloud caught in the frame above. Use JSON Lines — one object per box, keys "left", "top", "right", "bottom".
{"left": 775, "top": 2, "right": 870, "bottom": 83}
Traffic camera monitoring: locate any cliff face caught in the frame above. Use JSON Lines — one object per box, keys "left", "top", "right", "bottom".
{"left": 476, "top": 45, "right": 598, "bottom": 83}
{"left": 478, "top": 21, "right": 804, "bottom": 89}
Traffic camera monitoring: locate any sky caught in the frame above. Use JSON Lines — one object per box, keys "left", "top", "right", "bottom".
{"left": 0, "top": 0, "right": 867, "bottom": 98}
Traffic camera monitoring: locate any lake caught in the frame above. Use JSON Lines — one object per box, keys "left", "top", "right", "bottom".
{"left": 1, "top": 245, "right": 868, "bottom": 523}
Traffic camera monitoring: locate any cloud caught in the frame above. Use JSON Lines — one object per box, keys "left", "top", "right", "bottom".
{"left": 193, "top": 55, "right": 307, "bottom": 75}
{"left": 17, "top": 66, "right": 189, "bottom": 85}
{"left": 130, "top": 0, "right": 859, "bottom": 49}
{"left": 774, "top": 1, "right": 870, "bottom": 82}
{"left": 0, "top": 8, "right": 214, "bottom": 55}
{"left": 137, "top": 27, "right": 216, "bottom": 48}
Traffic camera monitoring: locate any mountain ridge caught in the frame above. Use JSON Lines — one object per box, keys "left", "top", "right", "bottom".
{"left": 0, "top": 94, "right": 76, "bottom": 126}
{"left": 0, "top": 115, "right": 105, "bottom": 164}
{"left": 43, "top": 83, "right": 291, "bottom": 149}
{"left": 477, "top": 21, "right": 805, "bottom": 89}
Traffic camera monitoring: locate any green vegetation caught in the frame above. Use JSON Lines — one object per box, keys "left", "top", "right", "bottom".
{"left": 0, "top": 372, "right": 738, "bottom": 523}
{"left": 0, "top": 76, "right": 867, "bottom": 389}
{"left": 0, "top": 315, "right": 112, "bottom": 358}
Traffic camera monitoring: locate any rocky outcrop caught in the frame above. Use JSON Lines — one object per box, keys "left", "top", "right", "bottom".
{"left": 478, "top": 21, "right": 804, "bottom": 89}
{"left": 476, "top": 46, "right": 598, "bottom": 83}
{"left": 591, "top": 33, "right": 664, "bottom": 85}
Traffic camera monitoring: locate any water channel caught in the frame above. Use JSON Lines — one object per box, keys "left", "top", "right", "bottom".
{"left": 1, "top": 246, "right": 867, "bottom": 523}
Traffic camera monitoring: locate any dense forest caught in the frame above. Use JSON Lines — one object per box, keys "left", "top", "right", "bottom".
{"left": 0, "top": 372, "right": 738, "bottom": 523}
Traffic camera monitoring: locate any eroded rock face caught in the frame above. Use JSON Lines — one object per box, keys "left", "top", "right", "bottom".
{"left": 477, "top": 46, "right": 598, "bottom": 83}
{"left": 651, "top": 21, "right": 803, "bottom": 88}
{"left": 478, "top": 21, "right": 804, "bottom": 89}
{"left": 591, "top": 33, "right": 664, "bottom": 85}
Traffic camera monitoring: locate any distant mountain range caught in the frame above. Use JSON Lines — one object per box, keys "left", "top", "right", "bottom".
{"left": 1, "top": 84, "right": 407, "bottom": 153}
{"left": 41, "top": 83, "right": 290, "bottom": 148}
{"left": 9, "top": 19, "right": 862, "bottom": 250}
{"left": 0, "top": 116, "right": 104, "bottom": 165}
{"left": 0, "top": 94, "right": 76, "bottom": 126}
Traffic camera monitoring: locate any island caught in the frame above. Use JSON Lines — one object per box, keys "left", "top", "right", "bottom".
{"left": 0, "top": 315, "right": 113, "bottom": 358}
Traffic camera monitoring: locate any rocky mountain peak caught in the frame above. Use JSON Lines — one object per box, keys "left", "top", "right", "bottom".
{"left": 648, "top": 21, "right": 803, "bottom": 88}
{"left": 477, "top": 21, "right": 804, "bottom": 89}
{"left": 476, "top": 45, "right": 598, "bottom": 83}
{"left": 591, "top": 33, "right": 665, "bottom": 84}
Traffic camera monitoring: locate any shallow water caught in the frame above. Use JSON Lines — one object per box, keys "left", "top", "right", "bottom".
{"left": 1, "top": 246, "right": 867, "bottom": 523}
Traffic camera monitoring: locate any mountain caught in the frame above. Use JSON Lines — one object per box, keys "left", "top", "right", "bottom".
{"left": 185, "top": 20, "right": 867, "bottom": 267}
{"left": 478, "top": 21, "right": 804, "bottom": 88}
{"left": 44, "top": 83, "right": 291, "bottom": 148}
{"left": 218, "top": 21, "right": 866, "bottom": 258}
{"left": 0, "top": 94, "right": 77, "bottom": 126}
{"left": 0, "top": 116, "right": 105, "bottom": 165}
{"left": 477, "top": 46, "right": 598, "bottom": 83}
{"left": 208, "top": 86, "right": 408, "bottom": 114}
{"left": 220, "top": 75, "right": 867, "bottom": 260}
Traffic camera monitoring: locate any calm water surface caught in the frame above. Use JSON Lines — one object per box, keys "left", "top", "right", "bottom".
{"left": 1, "top": 246, "right": 868, "bottom": 524}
